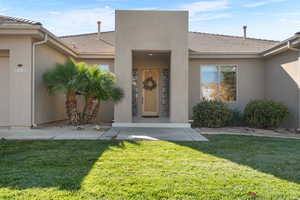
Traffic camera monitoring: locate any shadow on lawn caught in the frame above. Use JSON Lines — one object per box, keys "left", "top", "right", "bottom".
{"left": 174, "top": 134, "right": 300, "bottom": 185}
{"left": 0, "top": 140, "right": 139, "bottom": 191}
{"left": 1, "top": 135, "right": 300, "bottom": 191}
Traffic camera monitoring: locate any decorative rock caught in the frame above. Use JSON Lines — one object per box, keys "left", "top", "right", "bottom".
{"left": 74, "top": 126, "right": 84, "bottom": 130}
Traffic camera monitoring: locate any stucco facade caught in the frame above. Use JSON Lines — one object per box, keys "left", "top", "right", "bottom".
{"left": 0, "top": 36, "right": 33, "bottom": 128}
{"left": 264, "top": 50, "right": 300, "bottom": 127}
{"left": 114, "top": 11, "right": 189, "bottom": 125}
{"left": 189, "top": 58, "right": 265, "bottom": 119}
{"left": 34, "top": 44, "right": 68, "bottom": 124}
{"left": 0, "top": 11, "right": 300, "bottom": 128}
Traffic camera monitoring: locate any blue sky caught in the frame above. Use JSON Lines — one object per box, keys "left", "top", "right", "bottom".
{"left": 0, "top": 0, "right": 299, "bottom": 40}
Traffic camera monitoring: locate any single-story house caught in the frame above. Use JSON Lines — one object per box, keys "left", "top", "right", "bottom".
{"left": 0, "top": 10, "right": 299, "bottom": 128}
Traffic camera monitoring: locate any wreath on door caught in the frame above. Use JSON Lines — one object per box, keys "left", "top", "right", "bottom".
{"left": 143, "top": 77, "right": 157, "bottom": 91}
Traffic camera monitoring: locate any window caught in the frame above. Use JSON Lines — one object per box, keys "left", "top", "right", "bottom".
{"left": 97, "top": 64, "right": 110, "bottom": 71}
{"left": 201, "top": 65, "right": 237, "bottom": 102}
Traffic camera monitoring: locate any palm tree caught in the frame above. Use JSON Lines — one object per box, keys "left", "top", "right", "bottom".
{"left": 78, "top": 65, "right": 124, "bottom": 124}
{"left": 43, "top": 59, "right": 84, "bottom": 125}
{"left": 76, "top": 63, "right": 97, "bottom": 124}
{"left": 88, "top": 83, "right": 123, "bottom": 123}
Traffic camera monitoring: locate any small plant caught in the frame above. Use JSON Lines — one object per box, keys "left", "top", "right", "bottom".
{"left": 244, "top": 100, "right": 289, "bottom": 129}
{"left": 192, "top": 99, "right": 233, "bottom": 128}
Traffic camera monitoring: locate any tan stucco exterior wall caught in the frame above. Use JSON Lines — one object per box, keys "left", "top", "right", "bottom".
{"left": 35, "top": 49, "right": 116, "bottom": 124}
{"left": 264, "top": 50, "right": 300, "bottom": 128}
{"left": 76, "top": 58, "right": 115, "bottom": 123}
{"left": 114, "top": 10, "right": 189, "bottom": 123}
{"left": 0, "top": 36, "right": 32, "bottom": 127}
{"left": 189, "top": 58, "right": 265, "bottom": 119}
{"left": 35, "top": 43, "right": 68, "bottom": 124}
{"left": 0, "top": 51, "right": 9, "bottom": 126}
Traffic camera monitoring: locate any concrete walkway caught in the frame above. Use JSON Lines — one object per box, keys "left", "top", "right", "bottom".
{"left": 101, "top": 127, "right": 208, "bottom": 141}
{"left": 0, "top": 127, "right": 208, "bottom": 141}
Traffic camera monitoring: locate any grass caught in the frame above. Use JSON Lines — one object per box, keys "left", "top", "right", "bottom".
{"left": 1, "top": 135, "right": 300, "bottom": 200}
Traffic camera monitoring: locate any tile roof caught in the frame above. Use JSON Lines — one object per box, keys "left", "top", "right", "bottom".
{"left": 60, "top": 31, "right": 279, "bottom": 55}
{"left": 60, "top": 32, "right": 115, "bottom": 54}
{"left": 188, "top": 32, "right": 279, "bottom": 54}
{"left": 0, "top": 15, "right": 41, "bottom": 25}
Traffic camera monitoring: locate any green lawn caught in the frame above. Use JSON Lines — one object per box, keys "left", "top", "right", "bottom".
{"left": 1, "top": 135, "right": 300, "bottom": 200}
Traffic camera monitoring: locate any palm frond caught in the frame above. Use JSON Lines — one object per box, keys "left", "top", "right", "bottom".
{"left": 43, "top": 58, "right": 80, "bottom": 94}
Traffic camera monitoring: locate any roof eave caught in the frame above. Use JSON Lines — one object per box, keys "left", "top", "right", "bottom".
{"left": 77, "top": 52, "right": 115, "bottom": 59}
{"left": 0, "top": 24, "right": 44, "bottom": 38}
{"left": 261, "top": 35, "right": 300, "bottom": 57}
{"left": 0, "top": 24, "right": 79, "bottom": 57}
{"left": 189, "top": 51, "right": 261, "bottom": 59}
{"left": 39, "top": 27, "right": 78, "bottom": 57}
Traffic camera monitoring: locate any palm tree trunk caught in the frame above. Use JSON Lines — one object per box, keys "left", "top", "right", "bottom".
{"left": 81, "top": 96, "right": 95, "bottom": 124}
{"left": 87, "top": 101, "right": 100, "bottom": 123}
{"left": 66, "top": 91, "right": 80, "bottom": 126}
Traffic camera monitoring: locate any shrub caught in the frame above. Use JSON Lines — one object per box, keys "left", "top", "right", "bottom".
{"left": 192, "top": 99, "right": 233, "bottom": 128}
{"left": 244, "top": 100, "right": 289, "bottom": 129}
{"left": 227, "top": 108, "right": 245, "bottom": 127}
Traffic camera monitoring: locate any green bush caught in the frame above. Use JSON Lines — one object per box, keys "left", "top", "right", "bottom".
{"left": 227, "top": 108, "right": 245, "bottom": 126}
{"left": 244, "top": 100, "right": 289, "bottom": 129}
{"left": 192, "top": 100, "right": 233, "bottom": 128}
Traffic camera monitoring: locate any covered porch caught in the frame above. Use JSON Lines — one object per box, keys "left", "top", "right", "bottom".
{"left": 132, "top": 50, "right": 170, "bottom": 123}
{"left": 113, "top": 49, "right": 190, "bottom": 128}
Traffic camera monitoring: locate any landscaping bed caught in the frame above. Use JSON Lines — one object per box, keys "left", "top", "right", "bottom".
{"left": 197, "top": 127, "right": 300, "bottom": 139}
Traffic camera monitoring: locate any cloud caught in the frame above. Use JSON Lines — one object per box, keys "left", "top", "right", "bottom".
{"left": 243, "top": 0, "right": 288, "bottom": 8}
{"left": 181, "top": 0, "right": 231, "bottom": 26}
{"left": 31, "top": 6, "right": 115, "bottom": 36}
{"left": 190, "top": 13, "right": 232, "bottom": 21}
{"left": 280, "top": 18, "right": 300, "bottom": 26}
{"left": 48, "top": 11, "right": 61, "bottom": 15}
{"left": 181, "top": 0, "right": 230, "bottom": 16}
{"left": 279, "top": 12, "right": 300, "bottom": 16}
{"left": 0, "top": 8, "right": 9, "bottom": 15}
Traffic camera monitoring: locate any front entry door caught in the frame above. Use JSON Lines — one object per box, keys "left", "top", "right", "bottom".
{"left": 142, "top": 69, "right": 159, "bottom": 117}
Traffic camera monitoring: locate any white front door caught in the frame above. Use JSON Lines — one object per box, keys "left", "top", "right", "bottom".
{"left": 0, "top": 57, "right": 9, "bottom": 126}
{"left": 142, "top": 69, "right": 159, "bottom": 117}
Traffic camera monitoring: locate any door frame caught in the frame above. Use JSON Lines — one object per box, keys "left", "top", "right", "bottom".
{"left": 141, "top": 68, "right": 160, "bottom": 117}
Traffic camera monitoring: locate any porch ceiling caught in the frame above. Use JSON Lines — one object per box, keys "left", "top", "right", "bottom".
{"left": 132, "top": 50, "right": 170, "bottom": 57}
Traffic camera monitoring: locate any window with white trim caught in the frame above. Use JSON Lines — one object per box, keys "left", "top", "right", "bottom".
{"left": 201, "top": 65, "right": 237, "bottom": 102}
{"left": 97, "top": 64, "right": 110, "bottom": 71}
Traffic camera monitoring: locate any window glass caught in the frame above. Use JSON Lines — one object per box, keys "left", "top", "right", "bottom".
{"left": 201, "top": 65, "right": 237, "bottom": 102}
{"left": 98, "top": 64, "right": 110, "bottom": 71}
{"left": 219, "top": 66, "right": 237, "bottom": 102}
{"left": 201, "top": 66, "right": 219, "bottom": 101}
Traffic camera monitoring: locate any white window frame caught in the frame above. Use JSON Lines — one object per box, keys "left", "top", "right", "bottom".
{"left": 200, "top": 64, "right": 238, "bottom": 103}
